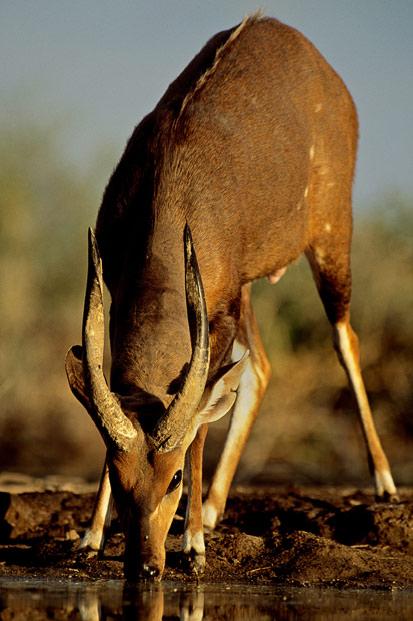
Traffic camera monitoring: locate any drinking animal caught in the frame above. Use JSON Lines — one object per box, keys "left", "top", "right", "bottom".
{"left": 66, "top": 15, "right": 397, "bottom": 581}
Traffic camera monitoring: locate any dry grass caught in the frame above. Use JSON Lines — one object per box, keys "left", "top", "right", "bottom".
{"left": 0, "top": 121, "right": 412, "bottom": 485}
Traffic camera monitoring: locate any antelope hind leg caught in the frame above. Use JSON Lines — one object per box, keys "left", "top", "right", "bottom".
{"left": 306, "top": 234, "right": 398, "bottom": 500}
{"left": 333, "top": 318, "right": 398, "bottom": 500}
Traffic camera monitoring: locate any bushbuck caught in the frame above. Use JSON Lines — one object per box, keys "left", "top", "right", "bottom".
{"left": 66, "top": 14, "right": 397, "bottom": 581}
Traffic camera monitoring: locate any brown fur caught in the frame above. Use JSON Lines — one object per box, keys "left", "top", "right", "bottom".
{"left": 177, "top": 14, "right": 257, "bottom": 121}
{"left": 97, "top": 15, "right": 357, "bottom": 400}
{"left": 74, "top": 15, "right": 396, "bottom": 581}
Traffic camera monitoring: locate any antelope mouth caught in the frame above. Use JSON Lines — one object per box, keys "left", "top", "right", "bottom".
{"left": 124, "top": 554, "right": 164, "bottom": 583}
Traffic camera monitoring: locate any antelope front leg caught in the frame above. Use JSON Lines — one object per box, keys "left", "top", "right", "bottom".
{"left": 202, "top": 355, "right": 268, "bottom": 530}
{"left": 79, "top": 458, "right": 113, "bottom": 551}
{"left": 203, "top": 287, "right": 271, "bottom": 531}
{"left": 183, "top": 424, "right": 208, "bottom": 574}
{"left": 203, "top": 352, "right": 270, "bottom": 532}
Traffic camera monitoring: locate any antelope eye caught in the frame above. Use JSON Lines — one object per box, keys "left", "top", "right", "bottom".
{"left": 166, "top": 469, "right": 182, "bottom": 494}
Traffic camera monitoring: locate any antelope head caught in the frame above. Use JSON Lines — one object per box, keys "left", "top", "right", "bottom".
{"left": 66, "top": 227, "right": 246, "bottom": 580}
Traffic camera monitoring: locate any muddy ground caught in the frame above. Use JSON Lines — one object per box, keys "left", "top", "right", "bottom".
{"left": 0, "top": 478, "right": 413, "bottom": 589}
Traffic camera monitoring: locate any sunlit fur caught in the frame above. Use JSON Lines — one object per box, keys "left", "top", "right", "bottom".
{"left": 68, "top": 15, "right": 397, "bottom": 581}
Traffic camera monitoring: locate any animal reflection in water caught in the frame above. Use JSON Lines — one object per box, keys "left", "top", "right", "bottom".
{"left": 79, "top": 586, "right": 204, "bottom": 621}
{"left": 2, "top": 582, "right": 412, "bottom": 620}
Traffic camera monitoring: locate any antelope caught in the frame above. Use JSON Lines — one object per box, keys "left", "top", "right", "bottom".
{"left": 65, "top": 14, "right": 397, "bottom": 581}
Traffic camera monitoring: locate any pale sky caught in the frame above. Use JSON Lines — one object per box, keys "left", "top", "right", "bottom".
{"left": 2, "top": 0, "right": 412, "bottom": 205}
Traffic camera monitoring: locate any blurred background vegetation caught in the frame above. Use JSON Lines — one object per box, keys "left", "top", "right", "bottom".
{"left": 1, "top": 117, "right": 412, "bottom": 487}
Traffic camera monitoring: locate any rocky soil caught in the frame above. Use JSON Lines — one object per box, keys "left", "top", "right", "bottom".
{"left": 0, "top": 476, "right": 412, "bottom": 589}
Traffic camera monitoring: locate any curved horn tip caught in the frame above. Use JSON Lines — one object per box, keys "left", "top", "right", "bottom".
{"left": 88, "top": 227, "right": 101, "bottom": 267}
{"left": 184, "top": 223, "right": 194, "bottom": 258}
{"left": 65, "top": 345, "right": 82, "bottom": 383}
{"left": 88, "top": 225, "right": 97, "bottom": 244}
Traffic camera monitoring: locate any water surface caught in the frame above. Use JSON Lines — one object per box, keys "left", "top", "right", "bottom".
{"left": 1, "top": 578, "right": 413, "bottom": 620}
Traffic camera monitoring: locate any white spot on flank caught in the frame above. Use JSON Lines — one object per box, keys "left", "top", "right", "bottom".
{"left": 309, "top": 145, "right": 315, "bottom": 160}
{"left": 315, "top": 103, "right": 322, "bottom": 113}
{"left": 324, "top": 223, "right": 332, "bottom": 233}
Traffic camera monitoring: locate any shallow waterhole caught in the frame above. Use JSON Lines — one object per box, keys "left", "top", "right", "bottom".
{"left": 1, "top": 578, "right": 413, "bottom": 620}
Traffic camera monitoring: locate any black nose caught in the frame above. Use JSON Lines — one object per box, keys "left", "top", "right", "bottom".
{"left": 140, "top": 564, "right": 161, "bottom": 581}
{"left": 125, "top": 562, "right": 162, "bottom": 582}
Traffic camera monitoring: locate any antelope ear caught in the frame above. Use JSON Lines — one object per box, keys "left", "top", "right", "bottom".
{"left": 65, "top": 345, "right": 91, "bottom": 411}
{"left": 196, "top": 351, "right": 249, "bottom": 426}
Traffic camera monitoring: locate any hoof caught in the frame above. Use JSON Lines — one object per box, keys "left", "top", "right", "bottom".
{"left": 192, "top": 552, "right": 206, "bottom": 575}
{"left": 183, "top": 550, "right": 205, "bottom": 576}
{"left": 374, "top": 470, "right": 398, "bottom": 502}
{"left": 183, "top": 529, "right": 206, "bottom": 576}
{"left": 375, "top": 491, "right": 400, "bottom": 504}
{"left": 77, "top": 529, "right": 103, "bottom": 552}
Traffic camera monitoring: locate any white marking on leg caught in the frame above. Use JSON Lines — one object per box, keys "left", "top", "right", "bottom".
{"left": 375, "top": 470, "right": 397, "bottom": 498}
{"left": 202, "top": 503, "right": 219, "bottom": 531}
{"left": 183, "top": 529, "right": 205, "bottom": 555}
{"left": 335, "top": 322, "right": 397, "bottom": 497}
{"left": 309, "top": 144, "right": 315, "bottom": 161}
{"left": 336, "top": 323, "right": 373, "bottom": 427}
{"left": 324, "top": 223, "right": 332, "bottom": 233}
{"left": 79, "top": 528, "right": 105, "bottom": 551}
{"left": 304, "top": 186, "right": 309, "bottom": 198}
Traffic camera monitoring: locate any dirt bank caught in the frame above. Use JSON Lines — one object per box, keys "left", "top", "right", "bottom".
{"left": 0, "top": 481, "right": 412, "bottom": 589}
